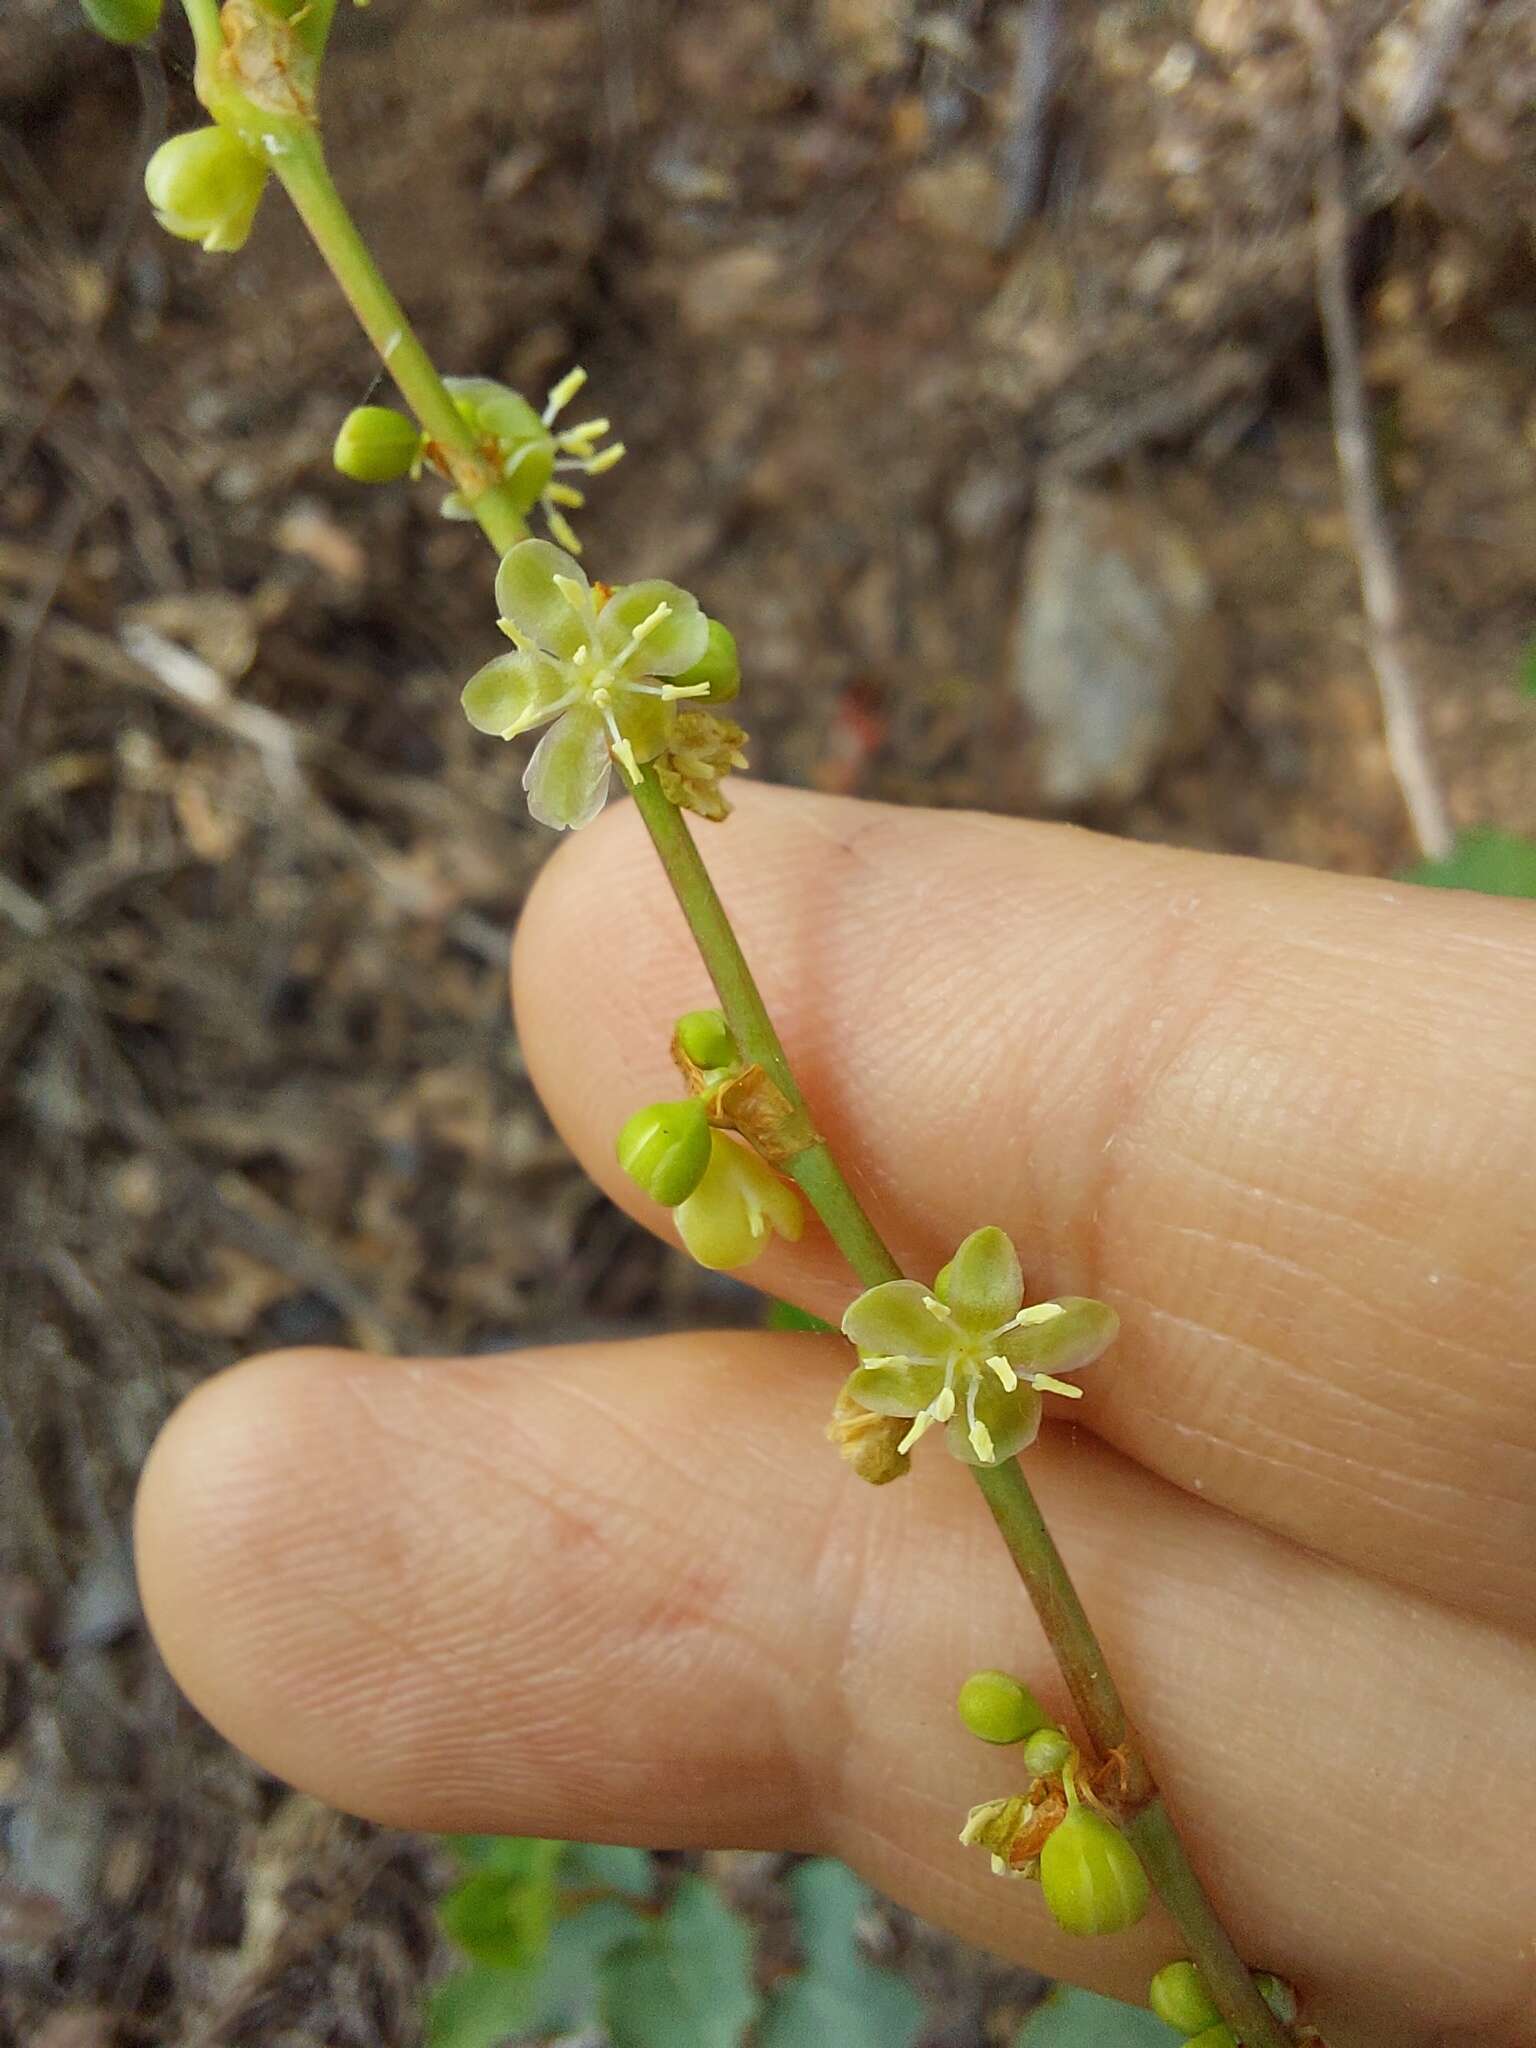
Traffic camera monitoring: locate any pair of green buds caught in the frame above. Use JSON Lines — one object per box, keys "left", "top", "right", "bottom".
{"left": 616, "top": 1013, "right": 803, "bottom": 1271}
{"left": 1149, "top": 1960, "right": 1299, "bottom": 2043}
{"left": 957, "top": 1670, "right": 1150, "bottom": 1939}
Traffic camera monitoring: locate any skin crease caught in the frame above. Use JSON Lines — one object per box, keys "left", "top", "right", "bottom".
{"left": 135, "top": 784, "right": 1536, "bottom": 2048}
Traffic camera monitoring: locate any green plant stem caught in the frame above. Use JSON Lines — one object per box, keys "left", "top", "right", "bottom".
{"left": 975, "top": 1462, "right": 1288, "bottom": 2048}
{"left": 248, "top": 110, "right": 1292, "bottom": 2048}
{"left": 181, "top": 0, "right": 223, "bottom": 63}
{"left": 270, "top": 133, "right": 529, "bottom": 552}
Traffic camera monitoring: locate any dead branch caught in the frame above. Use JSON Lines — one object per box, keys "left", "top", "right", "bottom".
{"left": 1295, "top": 0, "right": 1454, "bottom": 862}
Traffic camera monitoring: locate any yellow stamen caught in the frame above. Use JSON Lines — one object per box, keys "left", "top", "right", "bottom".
{"left": 985, "top": 1354, "right": 1018, "bottom": 1391}
{"left": 1030, "top": 1373, "right": 1083, "bottom": 1400}
{"left": 543, "top": 366, "right": 587, "bottom": 420}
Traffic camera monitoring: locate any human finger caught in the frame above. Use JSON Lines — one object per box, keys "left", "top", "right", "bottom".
{"left": 514, "top": 784, "right": 1536, "bottom": 1630}
{"left": 135, "top": 1333, "right": 1536, "bottom": 2048}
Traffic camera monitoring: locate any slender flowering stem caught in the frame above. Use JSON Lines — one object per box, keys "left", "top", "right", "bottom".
{"left": 268, "top": 135, "right": 530, "bottom": 554}
{"left": 209, "top": 65, "right": 1294, "bottom": 2042}
{"left": 976, "top": 1461, "right": 1288, "bottom": 2048}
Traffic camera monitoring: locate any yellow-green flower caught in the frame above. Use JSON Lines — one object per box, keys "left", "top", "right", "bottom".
{"left": 439, "top": 368, "right": 623, "bottom": 553}
{"left": 838, "top": 1227, "right": 1117, "bottom": 1465}
{"left": 462, "top": 540, "right": 711, "bottom": 830}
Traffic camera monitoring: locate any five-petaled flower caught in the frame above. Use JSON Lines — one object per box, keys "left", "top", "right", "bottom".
{"left": 439, "top": 368, "right": 625, "bottom": 554}
{"left": 463, "top": 539, "right": 712, "bottom": 830}
{"left": 838, "top": 1227, "right": 1117, "bottom": 1465}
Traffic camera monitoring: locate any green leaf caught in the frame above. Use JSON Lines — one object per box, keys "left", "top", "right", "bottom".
{"left": 560, "top": 1841, "right": 655, "bottom": 1899}
{"left": 1519, "top": 638, "right": 1536, "bottom": 698}
{"left": 446, "top": 1834, "right": 559, "bottom": 1878}
{"left": 1016, "top": 1984, "right": 1179, "bottom": 2046}
{"left": 427, "top": 1961, "right": 532, "bottom": 2048}
{"left": 600, "top": 1874, "right": 759, "bottom": 2048}
{"left": 439, "top": 1838, "right": 562, "bottom": 1970}
{"left": 1403, "top": 828, "right": 1536, "bottom": 900}
{"left": 766, "top": 1299, "right": 836, "bottom": 1334}
{"left": 524, "top": 1899, "right": 650, "bottom": 2033}
{"left": 427, "top": 1900, "right": 648, "bottom": 2048}
{"left": 759, "top": 1860, "right": 923, "bottom": 2048}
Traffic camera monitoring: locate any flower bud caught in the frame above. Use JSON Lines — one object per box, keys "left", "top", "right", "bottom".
{"left": 615, "top": 1100, "right": 711, "bottom": 1208}
{"left": 1149, "top": 1961, "right": 1221, "bottom": 2034}
{"left": 674, "top": 1008, "right": 737, "bottom": 1072}
{"left": 333, "top": 405, "right": 422, "bottom": 484}
{"left": 144, "top": 128, "right": 268, "bottom": 254}
{"left": 81, "top": 0, "right": 161, "bottom": 41}
{"left": 673, "top": 619, "right": 740, "bottom": 704}
{"left": 1021, "top": 1726, "right": 1074, "bottom": 1778}
{"left": 674, "top": 1130, "right": 803, "bottom": 1270}
{"left": 1038, "top": 1803, "right": 1150, "bottom": 1937}
{"left": 957, "top": 1670, "right": 1049, "bottom": 1746}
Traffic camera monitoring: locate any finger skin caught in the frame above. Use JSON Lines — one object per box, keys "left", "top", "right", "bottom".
{"left": 513, "top": 785, "right": 1536, "bottom": 1629}
{"left": 135, "top": 1337, "right": 1536, "bottom": 2048}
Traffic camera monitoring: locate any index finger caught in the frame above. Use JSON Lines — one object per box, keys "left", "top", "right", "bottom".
{"left": 514, "top": 784, "right": 1536, "bottom": 1632}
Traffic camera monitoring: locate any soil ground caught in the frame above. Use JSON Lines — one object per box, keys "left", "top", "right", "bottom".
{"left": 1, "top": 0, "right": 1532, "bottom": 2041}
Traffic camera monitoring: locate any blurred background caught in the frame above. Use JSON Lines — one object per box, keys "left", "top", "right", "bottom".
{"left": 1, "top": 0, "right": 1533, "bottom": 2041}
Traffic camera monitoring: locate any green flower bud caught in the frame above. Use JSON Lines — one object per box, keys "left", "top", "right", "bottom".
{"left": 81, "top": 0, "right": 162, "bottom": 42}
{"left": 1149, "top": 1961, "right": 1221, "bottom": 2035}
{"left": 144, "top": 128, "right": 268, "bottom": 254}
{"left": 615, "top": 1100, "right": 711, "bottom": 1208}
{"left": 1254, "top": 1973, "right": 1298, "bottom": 2025}
{"left": 1184, "top": 2029, "right": 1236, "bottom": 2048}
{"left": 333, "top": 405, "right": 422, "bottom": 484}
{"left": 957, "top": 1669, "right": 1049, "bottom": 1746}
{"left": 673, "top": 619, "right": 740, "bottom": 704}
{"left": 1038, "top": 1802, "right": 1150, "bottom": 1938}
{"left": 1021, "top": 1726, "right": 1075, "bottom": 1778}
{"left": 675, "top": 1008, "right": 738, "bottom": 1072}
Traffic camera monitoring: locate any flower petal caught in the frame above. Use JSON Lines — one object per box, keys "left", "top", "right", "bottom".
{"left": 461, "top": 650, "right": 571, "bottom": 738}
{"left": 599, "top": 580, "right": 709, "bottom": 678}
{"left": 946, "top": 1378, "right": 1043, "bottom": 1467}
{"left": 841, "top": 1279, "right": 949, "bottom": 1362}
{"left": 674, "top": 1133, "right": 801, "bottom": 1270}
{"left": 523, "top": 704, "right": 612, "bottom": 831}
{"left": 940, "top": 1226, "right": 1024, "bottom": 1331}
{"left": 848, "top": 1360, "right": 946, "bottom": 1419}
{"left": 495, "top": 539, "right": 596, "bottom": 660}
{"left": 997, "top": 1297, "right": 1119, "bottom": 1377}
{"left": 615, "top": 692, "right": 672, "bottom": 765}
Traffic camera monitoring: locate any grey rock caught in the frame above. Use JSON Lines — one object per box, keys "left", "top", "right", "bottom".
{"left": 1012, "top": 477, "right": 1225, "bottom": 805}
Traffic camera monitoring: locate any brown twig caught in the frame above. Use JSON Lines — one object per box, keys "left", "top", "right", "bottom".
{"left": 1295, "top": 0, "right": 1454, "bottom": 863}
{"left": 1385, "top": 0, "right": 1474, "bottom": 143}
